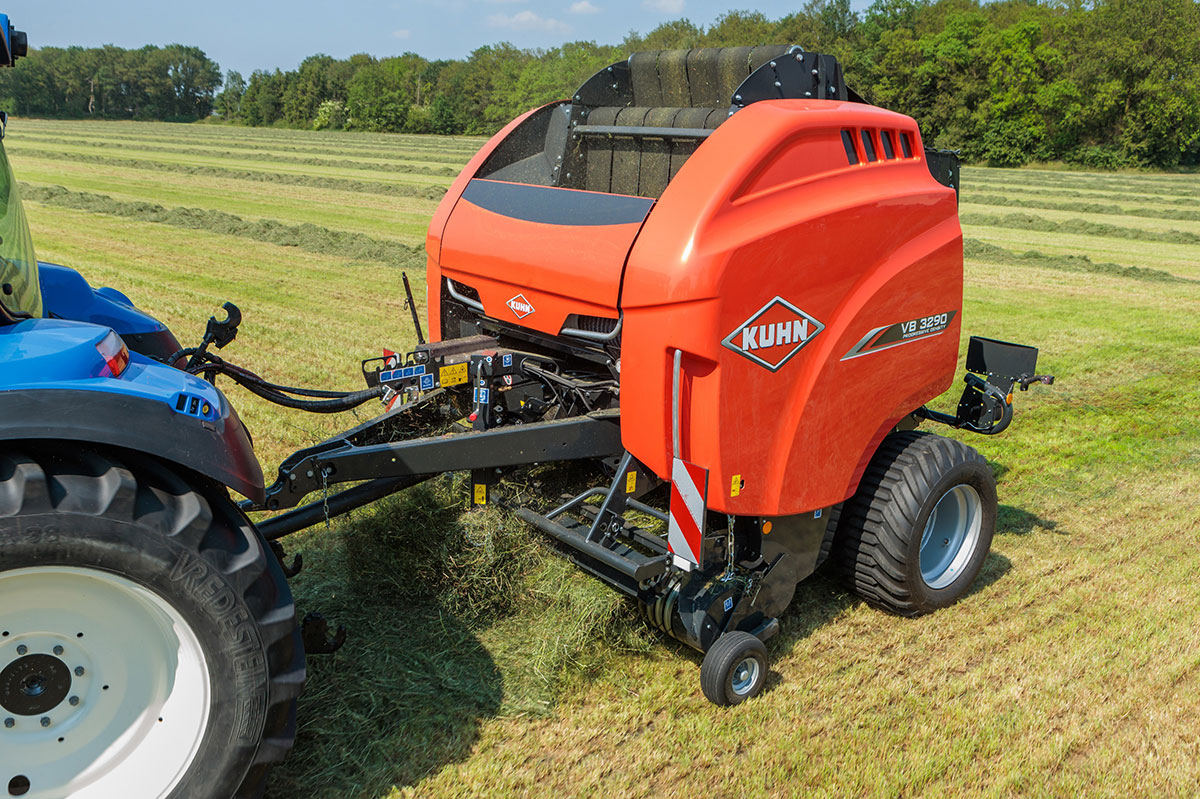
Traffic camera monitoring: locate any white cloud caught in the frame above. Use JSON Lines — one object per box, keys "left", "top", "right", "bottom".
{"left": 487, "top": 10, "right": 570, "bottom": 32}
{"left": 642, "top": 0, "right": 683, "bottom": 12}
{"left": 392, "top": 29, "right": 411, "bottom": 39}
{"left": 570, "top": 0, "right": 600, "bottom": 13}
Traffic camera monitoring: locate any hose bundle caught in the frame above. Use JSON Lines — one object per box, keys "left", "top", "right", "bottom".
{"left": 169, "top": 348, "right": 382, "bottom": 413}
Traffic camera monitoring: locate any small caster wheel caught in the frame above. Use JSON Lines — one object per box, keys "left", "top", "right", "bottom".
{"left": 700, "top": 631, "right": 767, "bottom": 706}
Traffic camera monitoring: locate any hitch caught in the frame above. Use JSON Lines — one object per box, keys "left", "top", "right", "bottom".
{"left": 185, "top": 302, "right": 242, "bottom": 371}
{"left": 301, "top": 612, "right": 347, "bottom": 655}
{"left": 268, "top": 539, "right": 303, "bottom": 578}
{"left": 918, "top": 336, "right": 1054, "bottom": 435}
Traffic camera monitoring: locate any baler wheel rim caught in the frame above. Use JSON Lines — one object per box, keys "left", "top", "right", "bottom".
{"left": 918, "top": 484, "right": 984, "bottom": 590}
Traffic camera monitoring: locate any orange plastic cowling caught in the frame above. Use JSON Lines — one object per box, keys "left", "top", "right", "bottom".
{"left": 617, "top": 100, "right": 963, "bottom": 516}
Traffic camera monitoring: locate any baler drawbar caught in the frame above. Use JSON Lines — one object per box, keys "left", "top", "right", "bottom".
{"left": 224, "top": 45, "right": 1054, "bottom": 704}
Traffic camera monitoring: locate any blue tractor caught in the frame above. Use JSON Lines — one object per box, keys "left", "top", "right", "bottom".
{"left": 0, "top": 16, "right": 304, "bottom": 799}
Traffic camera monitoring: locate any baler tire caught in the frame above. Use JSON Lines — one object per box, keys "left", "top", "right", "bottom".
{"left": 0, "top": 445, "right": 304, "bottom": 799}
{"left": 831, "top": 430, "right": 996, "bottom": 617}
{"left": 700, "top": 631, "right": 768, "bottom": 706}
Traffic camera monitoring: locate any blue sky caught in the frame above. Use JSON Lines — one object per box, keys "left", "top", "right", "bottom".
{"left": 7, "top": 1, "right": 868, "bottom": 78}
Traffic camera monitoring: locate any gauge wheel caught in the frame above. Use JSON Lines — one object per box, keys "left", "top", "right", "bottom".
{"left": 830, "top": 430, "right": 997, "bottom": 616}
{"left": 700, "top": 631, "right": 768, "bottom": 706}
{"left": 0, "top": 445, "right": 304, "bottom": 799}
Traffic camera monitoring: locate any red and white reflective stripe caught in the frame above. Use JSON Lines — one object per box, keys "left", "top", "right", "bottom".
{"left": 668, "top": 458, "right": 707, "bottom": 571}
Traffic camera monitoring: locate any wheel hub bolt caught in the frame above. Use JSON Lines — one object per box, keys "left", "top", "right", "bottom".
{"left": 40, "top": 717, "right": 50, "bottom": 727}
{"left": 53, "top": 645, "right": 64, "bottom": 656}
{"left": 16, "top": 644, "right": 27, "bottom": 655}
{"left": 3, "top": 718, "right": 13, "bottom": 728}
{"left": 74, "top": 666, "right": 85, "bottom": 677}
{"left": 69, "top": 696, "right": 80, "bottom": 706}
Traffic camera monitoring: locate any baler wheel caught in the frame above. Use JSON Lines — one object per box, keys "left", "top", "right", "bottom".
{"left": 0, "top": 446, "right": 304, "bottom": 799}
{"left": 700, "top": 631, "right": 768, "bottom": 706}
{"left": 830, "top": 431, "right": 996, "bottom": 616}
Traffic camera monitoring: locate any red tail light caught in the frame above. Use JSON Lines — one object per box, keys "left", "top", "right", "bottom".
{"left": 96, "top": 330, "right": 130, "bottom": 378}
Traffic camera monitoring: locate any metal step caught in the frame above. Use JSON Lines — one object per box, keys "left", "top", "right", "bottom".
{"left": 516, "top": 507, "right": 668, "bottom": 589}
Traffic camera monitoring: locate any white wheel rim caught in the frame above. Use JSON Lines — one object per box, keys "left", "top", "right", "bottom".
{"left": 0, "top": 567, "right": 210, "bottom": 799}
{"left": 730, "top": 655, "right": 760, "bottom": 696}
{"left": 919, "top": 484, "right": 984, "bottom": 590}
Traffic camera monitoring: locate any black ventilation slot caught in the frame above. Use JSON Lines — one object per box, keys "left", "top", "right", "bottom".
{"left": 841, "top": 129, "right": 859, "bottom": 165}
{"left": 860, "top": 129, "right": 877, "bottom": 162}
{"left": 881, "top": 130, "right": 895, "bottom": 159}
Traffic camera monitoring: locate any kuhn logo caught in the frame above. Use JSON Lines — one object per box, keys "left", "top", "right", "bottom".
{"left": 721, "top": 297, "right": 825, "bottom": 372}
{"left": 506, "top": 293, "right": 535, "bottom": 319}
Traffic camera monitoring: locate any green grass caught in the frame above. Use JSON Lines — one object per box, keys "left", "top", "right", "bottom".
{"left": 9, "top": 120, "right": 1200, "bottom": 798}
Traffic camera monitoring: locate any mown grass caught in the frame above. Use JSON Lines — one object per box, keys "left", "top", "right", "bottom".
{"left": 10, "top": 120, "right": 1200, "bottom": 798}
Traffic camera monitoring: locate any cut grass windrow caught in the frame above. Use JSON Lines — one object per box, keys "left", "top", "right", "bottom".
{"left": 8, "top": 141, "right": 462, "bottom": 177}
{"left": 17, "top": 133, "right": 474, "bottom": 168}
{"left": 15, "top": 148, "right": 450, "bottom": 201}
{"left": 963, "top": 167, "right": 1200, "bottom": 196}
{"left": 961, "top": 192, "right": 1200, "bottom": 223}
{"left": 18, "top": 118, "right": 485, "bottom": 148}
{"left": 962, "top": 181, "right": 1200, "bottom": 208}
{"left": 962, "top": 238, "right": 1189, "bottom": 283}
{"left": 961, "top": 212, "right": 1200, "bottom": 246}
{"left": 23, "top": 184, "right": 425, "bottom": 269}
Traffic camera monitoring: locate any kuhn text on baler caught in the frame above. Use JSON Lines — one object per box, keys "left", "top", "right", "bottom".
{"left": 254, "top": 46, "right": 1052, "bottom": 703}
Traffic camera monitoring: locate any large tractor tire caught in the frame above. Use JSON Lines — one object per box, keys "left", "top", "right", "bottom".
{"left": 830, "top": 430, "right": 996, "bottom": 616}
{"left": 0, "top": 445, "right": 304, "bottom": 799}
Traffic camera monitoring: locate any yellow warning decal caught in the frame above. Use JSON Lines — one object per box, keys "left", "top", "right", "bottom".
{"left": 625, "top": 471, "right": 637, "bottom": 494}
{"left": 473, "top": 484, "right": 488, "bottom": 505}
{"left": 439, "top": 362, "right": 469, "bottom": 387}
{"left": 730, "top": 474, "right": 742, "bottom": 497}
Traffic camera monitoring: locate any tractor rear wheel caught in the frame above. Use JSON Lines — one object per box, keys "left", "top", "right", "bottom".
{"left": 830, "top": 430, "right": 996, "bottom": 616}
{"left": 0, "top": 445, "right": 304, "bottom": 799}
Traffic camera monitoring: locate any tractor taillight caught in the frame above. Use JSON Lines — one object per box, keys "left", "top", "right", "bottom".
{"left": 96, "top": 330, "right": 130, "bottom": 378}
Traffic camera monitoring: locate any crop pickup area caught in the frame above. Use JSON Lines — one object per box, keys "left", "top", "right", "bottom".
{"left": 12, "top": 118, "right": 1200, "bottom": 798}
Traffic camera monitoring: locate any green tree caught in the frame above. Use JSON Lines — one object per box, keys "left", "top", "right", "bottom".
{"left": 218, "top": 70, "right": 246, "bottom": 119}
{"left": 346, "top": 61, "right": 408, "bottom": 131}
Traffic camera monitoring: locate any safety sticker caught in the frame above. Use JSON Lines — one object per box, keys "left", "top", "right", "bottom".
{"left": 625, "top": 470, "right": 637, "bottom": 494}
{"left": 814, "top": 508, "right": 823, "bottom": 519}
{"left": 502, "top": 353, "right": 513, "bottom": 368}
{"left": 730, "top": 474, "right": 742, "bottom": 497}
{"left": 473, "top": 484, "right": 487, "bottom": 505}
{"left": 439, "top": 362, "right": 468, "bottom": 387}
{"left": 474, "top": 388, "right": 490, "bottom": 404}
{"left": 668, "top": 458, "right": 708, "bottom": 570}
{"left": 841, "top": 311, "right": 957, "bottom": 361}
{"left": 723, "top": 597, "right": 734, "bottom": 613}
{"left": 420, "top": 374, "right": 435, "bottom": 391}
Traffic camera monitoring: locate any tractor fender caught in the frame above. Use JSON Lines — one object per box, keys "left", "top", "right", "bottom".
{"left": 0, "top": 388, "right": 265, "bottom": 503}
{"left": 39, "top": 262, "right": 184, "bottom": 363}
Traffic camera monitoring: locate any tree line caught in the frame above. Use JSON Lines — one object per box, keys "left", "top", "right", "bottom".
{"left": 1, "top": 0, "right": 1197, "bottom": 168}
{"left": 0, "top": 44, "right": 221, "bottom": 121}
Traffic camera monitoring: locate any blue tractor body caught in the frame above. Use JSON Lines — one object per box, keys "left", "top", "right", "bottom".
{"left": 0, "top": 271, "right": 265, "bottom": 501}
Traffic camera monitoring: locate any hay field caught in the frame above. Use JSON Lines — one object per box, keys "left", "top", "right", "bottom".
{"left": 9, "top": 118, "right": 1200, "bottom": 798}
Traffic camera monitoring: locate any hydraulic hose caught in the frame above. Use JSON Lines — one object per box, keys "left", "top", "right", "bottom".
{"left": 174, "top": 348, "right": 383, "bottom": 413}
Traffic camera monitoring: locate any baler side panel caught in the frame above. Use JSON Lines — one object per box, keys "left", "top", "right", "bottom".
{"left": 619, "top": 101, "right": 963, "bottom": 516}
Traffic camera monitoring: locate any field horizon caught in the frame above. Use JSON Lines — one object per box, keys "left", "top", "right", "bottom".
{"left": 9, "top": 117, "right": 1199, "bottom": 798}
